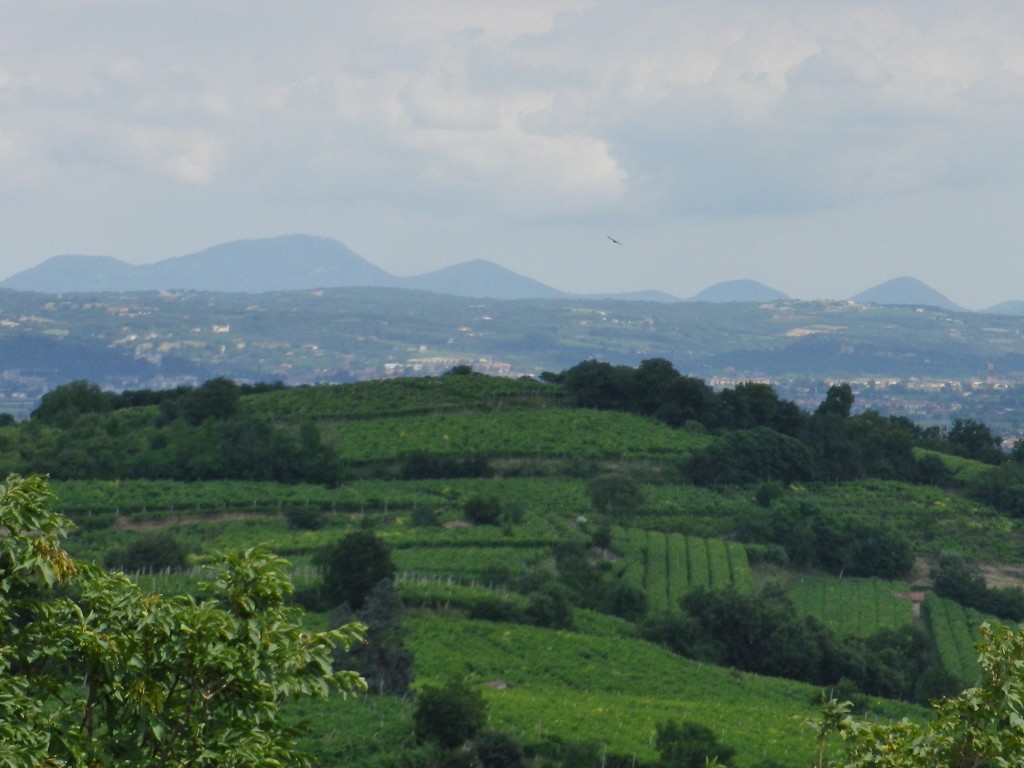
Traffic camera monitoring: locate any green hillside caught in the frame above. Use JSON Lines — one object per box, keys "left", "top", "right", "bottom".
{"left": 10, "top": 368, "right": 1024, "bottom": 766}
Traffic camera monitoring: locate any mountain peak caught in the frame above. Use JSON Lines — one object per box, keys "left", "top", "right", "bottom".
{"left": 403, "top": 259, "right": 567, "bottom": 300}
{"left": 2, "top": 254, "right": 135, "bottom": 293}
{"left": 851, "top": 277, "right": 963, "bottom": 311}
{"left": 687, "top": 279, "right": 789, "bottom": 303}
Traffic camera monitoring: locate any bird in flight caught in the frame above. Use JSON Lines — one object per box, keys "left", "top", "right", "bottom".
{"left": 607, "top": 235, "right": 622, "bottom": 245}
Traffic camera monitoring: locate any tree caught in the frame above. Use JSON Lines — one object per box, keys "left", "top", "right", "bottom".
{"left": 821, "top": 624, "right": 1024, "bottom": 767}
{"left": 524, "top": 581, "right": 575, "bottom": 630}
{"left": 946, "top": 418, "right": 1004, "bottom": 464}
{"left": 685, "top": 427, "right": 815, "bottom": 487}
{"left": 332, "top": 579, "right": 414, "bottom": 695}
{"left": 561, "top": 359, "right": 633, "bottom": 410}
{"left": 413, "top": 678, "right": 487, "bottom": 749}
{"left": 464, "top": 492, "right": 504, "bottom": 525}
{"left": 718, "top": 382, "right": 804, "bottom": 435}
{"left": 177, "top": 377, "right": 242, "bottom": 425}
{"left": 931, "top": 552, "right": 987, "bottom": 606}
{"left": 103, "top": 530, "right": 189, "bottom": 572}
{"left": 815, "top": 383, "right": 854, "bottom": 419}
{"left": 315, "top": 530, "right": 396, "bottom": 610}
{"left": 0, "top": 473, "right": 366, "bottom": 768}
{"left": 655, "top": 719, "right": 735, "bottom": 768}
{"left": 474, "top": 731, "right": 525, "bottom": 768}
{"left": 586, "top": 471, "right": 644, "bottom": 522}
{"left": 31, "top": 379, "right": 117, "bottom": 427}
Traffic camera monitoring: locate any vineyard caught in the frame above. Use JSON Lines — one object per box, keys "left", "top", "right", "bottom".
{"left": 242, "top": 374, "right": 566, "bottom": 422}
{"left": 392, "top": 545, "right": 550, "bottom": 580}
{"left": 786, "top": 576, "right": 916, "bottom": 638}
{"left": 802, "top": 480, "right": 1024, "bottom": 561}
{"left": 323, "top": 408, "right": 710, "bottom": 465}
{"left": 404, "top": 614, "right": 923, "bottom": 768}
{"left": 924, "top": 593, "right": 985, "bottom": 687}
{"left": 13, "top": 369, "right": 1024, "bottom": 768}
{"left": 612, "top": 528, "right": 753, "bottom": 612}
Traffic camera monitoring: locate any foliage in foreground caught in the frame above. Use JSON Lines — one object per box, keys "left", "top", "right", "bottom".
{"left": 0, "top": 473, "right": 367, "bottom": 768}
{"left": 821, "top": 623, "right": 1024, "bottom": 767}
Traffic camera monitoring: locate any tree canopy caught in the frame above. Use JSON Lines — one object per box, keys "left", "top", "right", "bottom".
{"left": 822, "top": 623, "right": 1024, "bottom": 767}
{"left": 0, "top": 473, "right": 366, "bottom": 768}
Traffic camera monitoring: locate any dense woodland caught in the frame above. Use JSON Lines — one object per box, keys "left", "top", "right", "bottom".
{"left": 5, "top": 359, "right": 1024, "bottom": 766}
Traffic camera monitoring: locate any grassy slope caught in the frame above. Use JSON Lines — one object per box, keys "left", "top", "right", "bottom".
{"left": 38, "top": 377, "right": 1024, "bottom": 766}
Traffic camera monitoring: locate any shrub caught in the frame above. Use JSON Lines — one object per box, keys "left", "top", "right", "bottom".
{"left": 463, "top": 494, "right": 503, "bottom": 526}
{"left": 103, "top": 531, "right": 188, "bottom": 573}
{"left": 314, "top": 530, "right": 395, "bottom": 610}
{"left": 413, "top": 679, "right": 487, "bottom": 749}
{"left": 474, "top": 732, "right": 524, "bottom": 768}
{"left": 282, "top": 506, "right": 325, "bottom": 530}
{"left": 654, "top": 719, "right": 736, "bottom": 768}
{"left": 524, "top": 582, "right": 574, "bottom": 630}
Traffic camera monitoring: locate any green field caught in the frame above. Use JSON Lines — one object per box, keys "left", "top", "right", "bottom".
{"left": 406, "top": 614, "right": 904, "bottom": 767}
{"left": 16, "top": 368, "right": 1024, "bottom": 768}
{"left": 786, "top": 576, "right": 917, "bottom": 638}
{"left": 612, "top": 529, "right": 753, "bottom": 612}
{"left": 323, "top": 408, "right": 710, "bottom": 465}
{"left": 924, "top": 593, "right": 985, "bottom": 687}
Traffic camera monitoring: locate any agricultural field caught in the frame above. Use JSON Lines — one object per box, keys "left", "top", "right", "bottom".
{"left": 403, "top": 614, "right": 923, "bottom": 768}
{"left": 784, "top": 480, "right": 1024, "bottom": 562}
{"left": 612, "top": 528, "right": 753, "bottom": 613}
{"left": 15, "top": 369, "right": 1024, "bottom": 768}
{"left": 323, "top": 408, "right": 710, "bottom": 466}
{"left": 785, "top": 576, "right": 917, "bottom": 638}
{"left": 243, "top": 374, "right": 565, "bottom": 422}
{"left": 924, "top": 593, "right": 985, "bottom": 688}
{"left": 392, "top": 545, "right": 550, "bottom": 581}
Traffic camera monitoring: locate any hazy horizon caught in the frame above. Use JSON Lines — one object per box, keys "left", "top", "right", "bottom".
{"left": 2, "top": 2, "right": 1023, "bottom": 310}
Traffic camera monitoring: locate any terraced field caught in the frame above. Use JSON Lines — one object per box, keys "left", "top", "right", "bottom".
{"left": 613, "top": 528, "right": 753, "bottom": 612}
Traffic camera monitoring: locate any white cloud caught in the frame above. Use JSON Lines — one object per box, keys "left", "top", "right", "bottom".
{"left": 2, "top": 0, "right": 1024, "bottom": 308}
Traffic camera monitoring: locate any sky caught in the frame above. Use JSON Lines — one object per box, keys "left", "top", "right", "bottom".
{"left": 2, "top": 1, "right": 1023, "bottom": 309}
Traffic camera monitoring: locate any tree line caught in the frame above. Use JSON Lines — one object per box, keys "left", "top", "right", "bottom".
{"left": 551, "top": 358, "right": 1024, "bottom": 509}
{"left": 4, "top": 362, "right": 1024, "bottom": 518}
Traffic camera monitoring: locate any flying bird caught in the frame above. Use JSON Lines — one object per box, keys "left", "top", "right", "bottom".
{"left": 607, "top": 235, "right": 622, "bottom": 245}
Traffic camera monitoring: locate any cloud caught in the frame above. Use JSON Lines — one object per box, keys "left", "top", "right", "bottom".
{"left": 2, "top": 0, "right": 1024, "bottom": 308}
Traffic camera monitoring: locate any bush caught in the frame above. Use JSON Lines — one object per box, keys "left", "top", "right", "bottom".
{"left": 314, "top": 530, "right": 395, "bottom": 610}
{"left": 467, "top": 595, "right": 525, "bottom": 623}
{"left": 654, "top": 719, "right": 735, "bottom": 768}
{"left": 755, "top": 481, "right": 785, "bottom": 508}
{"left": 744, "top": 543, "right": 790, "bottom": 567}
{"left": 413, "top": 679, "right": 487, "bottom": 749}
{"left": 585, "top": 472, "right": 643, "bottom": 522}
{"left": 463, "top": 494, "right": 503, "bottom": 526}
{"left": 524, "top": 582, "right": 574, "bottom": 629}
{"left": 103, "top": 531, "right": 188, "bottom": 573}
{"left": 410, "top": 505, "right": 440, "bottom": 527}
{"left": 282, "top": 506, "right": 325, "bottom": 530}
{"left": 474, "top": 732, "right": 524, "bottom": 768}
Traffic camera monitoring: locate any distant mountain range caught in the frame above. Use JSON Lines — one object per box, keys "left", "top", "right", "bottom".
{"left": 3, "top": 234, "right": 1017, "bottom": 313}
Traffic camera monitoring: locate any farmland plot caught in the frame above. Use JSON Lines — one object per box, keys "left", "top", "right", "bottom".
{"left": 612, "top": 529, "right": 753, "bottom": 612}
{"left": 786, "top": 576, "right": 916, "bottom": 638}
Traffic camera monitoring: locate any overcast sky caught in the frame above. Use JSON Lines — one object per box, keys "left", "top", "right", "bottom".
{"left": 2, "top": 1, "right": 1023, "bottom": 308}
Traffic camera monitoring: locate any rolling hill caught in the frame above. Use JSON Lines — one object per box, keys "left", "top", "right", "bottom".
{"left": 21, "top": 371, "right": 1013, "bottom": 766}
